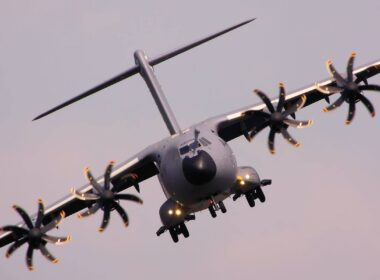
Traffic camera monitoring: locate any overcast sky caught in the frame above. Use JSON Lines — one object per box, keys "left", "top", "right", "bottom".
{"left": 1, "top": 1, "right": 380, "bottom": 279}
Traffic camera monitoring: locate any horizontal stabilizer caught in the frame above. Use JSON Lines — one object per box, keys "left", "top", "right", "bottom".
{"left": 149, "top": 18, "right": 255, "bottom": 66}
{"left": 33, "top": 66, "right": 140, "bottom": 121}
{"left": 33, "top": 18, "right": 255, "bottom": 121}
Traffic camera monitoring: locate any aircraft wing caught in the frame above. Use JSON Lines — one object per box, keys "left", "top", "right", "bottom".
{"left": 206, "top": 59, "right": 380, "bottom": 142}
{"left": 0, "top": 145, "right": 159, "bottom": 248}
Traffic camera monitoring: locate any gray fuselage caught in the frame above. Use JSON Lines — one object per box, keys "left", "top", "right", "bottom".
{"left": 155, "top": 125, "right": 237, "bottom": 213}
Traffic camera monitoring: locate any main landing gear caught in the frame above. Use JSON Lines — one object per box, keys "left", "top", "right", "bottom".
{"left": 245, "top": 187, "right": 265, "bottom": 207}
{"left": 168, "top": 222, "right": 189, "bottom": 243}
{"left": 208, "top": 199, "right": 227, "bottom": 218}
{"left": 156, "top": 214, "right": 195, "bottom": 243}
{"left": 233, "top": 179, "right": 271, "bottom": 208}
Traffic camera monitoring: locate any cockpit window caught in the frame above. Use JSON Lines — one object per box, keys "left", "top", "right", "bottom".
{"left": 179, "top": 137, "right": 210, "bottom": 155}
{"left": 179, "top": 145, "right": 190, "bottom": 155}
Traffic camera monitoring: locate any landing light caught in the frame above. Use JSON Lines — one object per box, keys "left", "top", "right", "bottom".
{"left": 175, "top": 209, "right": 182, "bottom": 216}
{"left": 239, "top": 180, "right": 245, "bottom": 186}
{"left": 168, "top": 209, "right": 174, "bottom": 215}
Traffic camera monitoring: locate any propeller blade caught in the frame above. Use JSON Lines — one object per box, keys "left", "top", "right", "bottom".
{"left": 39, "top": 244, "right": 59, "bottom": 264}
{"left": 276, "top": 82, "right": 286, "bottom": 112}
{"left": 0, "top": 226, "right": 29, "bottom": 236}
{"left": 282, "top": 95, "right": 307, "bottom": 117}
{"left": 70, "top": 187, "right": 100, "bottom": 201}
{"left": 315, "top": 83, "right": 342, "bottom": 94}
{"left": 347, "top": 52, "right": 356, "bottom": 82}
{"left": 268, "top": 129, "right": 276, "bottom": 154}
{"left": 254, "top": 90, "right": 275, "bottom": 113}
{"left": 98, "top": 208, "right": 111, "bottom": 233}
{"left": 112, "top": 202, "right": 129, "bottom": 227}
{"left": 326, "top": 60, "right": 346, "bottom": 86}
{"left": 281, "top": 128, "right": 300, "bottom": 147}
{"left": 84, "top": 168, "right": 104, "bottom": 194}
{"left": 358, "top": 84, "right": 380, "bottom": 91}
{"left": 283, "top": 118, "right": 313, "bottom": 128}
{"left": 111, "top": 173, "right": 139, "bottom": 193}
{"left": 78, "top": 203, "right": 100, "bottom": 219}
{"left": 114, "top": 194, "right": 143, "bottom": 204}
{"left": 6, "top": 237, "right": 28, "bottom": 258}
{"left": 322, "top": 95, "right": 345, "bottom": 112}
{"left": 13, "top": 205, "right": 34, "bottom": 229}
{"left": 41, "top": 211, "right": 65, "bottom": 234}
{"left": 346, "top": 100, "right": 356, "bottom": 125}
{"left": 104, "top": 161, "right": 115, "bottom": 190}
{"left": 42, "top": 234, "right": 72, "bottom": 245}
{"left": 283, "top": 102, "right": 296, "bottom": 119}
{"left": 35, "top": 199, "right": 45, "bottom": 229}
{"left": 26, "top": 245, "right": 34, "bottom": 271}
{"left": 357, "top": 94, "right": 375, "bottom": 117}
{"left": 248, "top": 119, "right": 270, "bottom": 139}
{"left": 355, "top": 76, "right": 369, "bottom": 85}
{"left": 134, "top": 183, "right": 140, "bottom": 193}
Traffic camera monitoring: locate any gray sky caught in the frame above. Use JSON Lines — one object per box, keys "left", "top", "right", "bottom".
{"left": 1, "top": 0, "right": 380, "bottom": 279}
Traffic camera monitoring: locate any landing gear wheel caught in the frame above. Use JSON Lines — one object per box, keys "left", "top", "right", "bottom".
{"left": 218, "top": 201, "right": 227, "bottom": 213}
{"left": 169, "top": 228, "right": 179, "bottom": 243}
{"left": 179, "top": 223, "right": 189, "bottom": 238}
{"left": 208, "top": 205, "right": 217, "bottom": 218}
{"left": 256, "top": 187, "right": 266, "bottom": 203}
{"left": 246, "top": 193, "right": 255, "bottom": 207}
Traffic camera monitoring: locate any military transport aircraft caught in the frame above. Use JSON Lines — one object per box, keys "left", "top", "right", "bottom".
{"left": 1, "top": 18, "right": 380, "bottom": 271}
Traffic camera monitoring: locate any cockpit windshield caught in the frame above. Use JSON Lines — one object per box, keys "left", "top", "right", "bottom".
{"left": 179, "top": 137, "right": 211, "bottom": 155}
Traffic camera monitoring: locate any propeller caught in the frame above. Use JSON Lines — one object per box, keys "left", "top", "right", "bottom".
{"left": 70, "top": 161, "right": 143, "bottom": 232}
{"left": 245, "top": 82, "right": 313, "bottom": 154}
{"left": 315, "top": 52, "right": 379, "bottom": 124}
{"left": 0, "top": 200, "right": 71, "bottom": 271}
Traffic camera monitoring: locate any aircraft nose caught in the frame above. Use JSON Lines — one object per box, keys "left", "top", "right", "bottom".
{"left": 182, "top": 150, "right": 217, "bottom": 185}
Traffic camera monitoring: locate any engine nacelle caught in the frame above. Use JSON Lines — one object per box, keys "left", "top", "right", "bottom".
{"left": 159, "top": 199, "right": 188, "bottom": 227}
